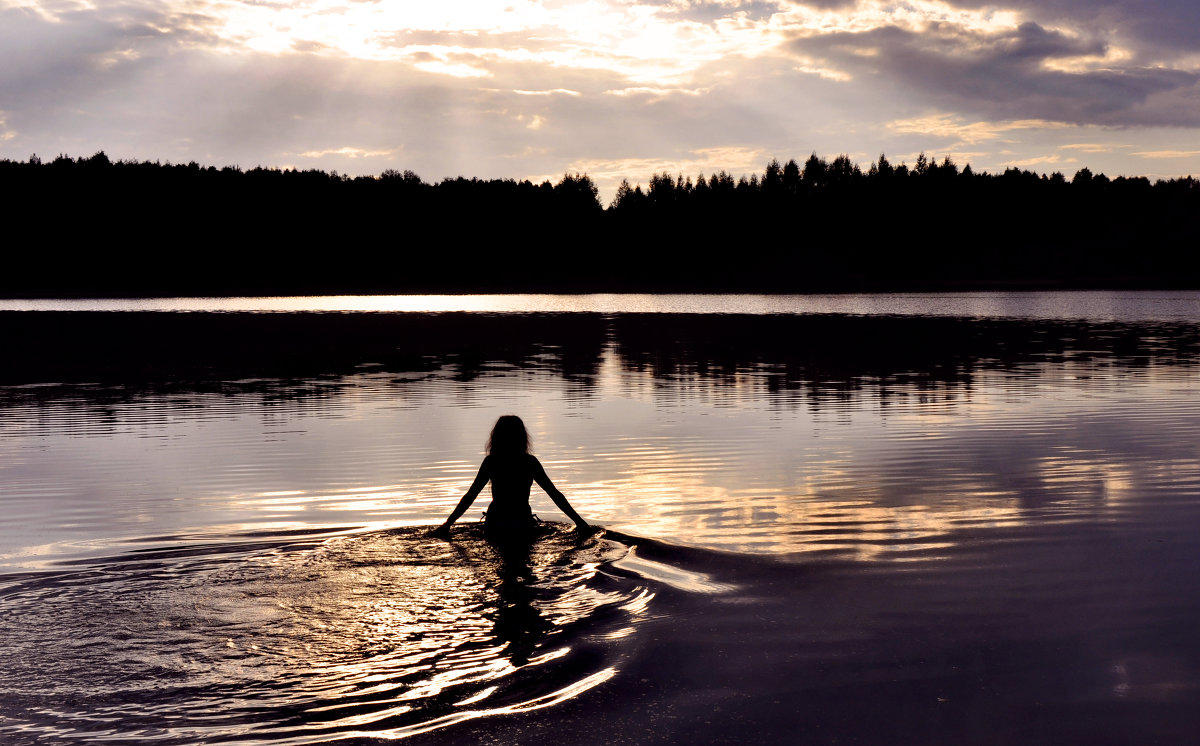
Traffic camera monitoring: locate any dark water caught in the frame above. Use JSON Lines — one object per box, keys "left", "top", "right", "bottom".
{"left": 2, "top": 293, "right": 1199, "bottom": 743}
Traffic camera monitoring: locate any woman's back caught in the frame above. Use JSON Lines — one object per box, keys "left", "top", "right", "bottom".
{"left": 484, "top": 453, "right": 537, "bottom": 519}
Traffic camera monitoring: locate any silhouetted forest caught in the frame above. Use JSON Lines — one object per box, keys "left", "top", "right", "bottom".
{"left": 2, "top": 151, "right": 1198, "bottom": 295}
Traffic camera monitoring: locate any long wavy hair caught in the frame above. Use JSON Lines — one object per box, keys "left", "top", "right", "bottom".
{"left": 487, "top": 415, "right": 531, "bottom": 456}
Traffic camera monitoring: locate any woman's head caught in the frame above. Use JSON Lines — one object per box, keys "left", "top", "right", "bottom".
{"left": 487, "top": 415, "right": 531, "bottom": 455}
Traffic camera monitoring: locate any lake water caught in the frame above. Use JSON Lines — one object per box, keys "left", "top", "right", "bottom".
{"left": 1, "top": 292, "right": 1199, "bottom": 743}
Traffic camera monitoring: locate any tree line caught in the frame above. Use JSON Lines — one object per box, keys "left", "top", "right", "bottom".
{"left": 2, "top": 151, "right": 1197, "bottom": 295}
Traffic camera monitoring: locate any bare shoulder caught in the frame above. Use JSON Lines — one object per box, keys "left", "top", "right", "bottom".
{"left": 527, "top": 454, "right": 552, "bottom": 480}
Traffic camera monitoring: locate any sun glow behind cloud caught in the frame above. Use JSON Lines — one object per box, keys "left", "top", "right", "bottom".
{"left": 191, "top": 0, "right": 788, "bottom": 84}
{"left": 532, "top": 145, "right": 771, "bottom": 200}
{"left": 135, "top": 0, "right": 1036, "bottom": 87}
{"left": 5, "top": 0, "right": 1031, "bottom": 86}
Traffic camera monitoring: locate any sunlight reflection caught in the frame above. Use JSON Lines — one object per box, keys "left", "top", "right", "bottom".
{"left": 611, "top": 548, "right": 731, "bottom": 593}
{"left": 3, "top": 292, "right": 1200, "bottom": 321}
{"left": 5, "top": 291, "right": 1199, "bottom": 320}
{"left": 186, "top": 343, "right": 1196, "bottom": 565}
{"left": 364, "top": 668, "right": 618, "bottom": 741}
{"left": 73, "top": 528, "right": 643, "bottom": 742}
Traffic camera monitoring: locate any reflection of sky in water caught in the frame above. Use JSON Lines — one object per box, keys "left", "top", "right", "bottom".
{"left": 2, "top": 339, "right": 1198, "bottom": 570}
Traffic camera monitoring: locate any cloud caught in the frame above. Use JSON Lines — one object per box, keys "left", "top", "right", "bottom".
{"left": 999, "top": 153, "right": 1077, "bottom": 169}
{"left": 0, "top": 111, "right": 15, "bottom": 142}
{"left": 888, "top": 114, "right": 1072, "bottom": 144}
{"left": 511, "top": 88, "right": 581, "bottom": 96}
{"left": 1059, "top": 143, "right": 1131, "bottom": 154}
{"left": 776, "top": 0, "right": 1024, "bottom": 39}
{"left": 942, "top": 0, "right": 1200, "bottom": 58}
{"left": 791, "top": 58, "right": 853, "bottom": 81}
{"left": 604, "top": 86, "right": 710, "bottom": 101}
{"left": 1134, "top": 149, "right": 1200, "bottom": 159}
{"left": 785, "top": 7, "right": 1200, "bottom": 127}
{"left": 411, "top": 57, "right": 492, "bottom": 79}
{"left": 298, "top": 146, "right": 399, "bottom": 159}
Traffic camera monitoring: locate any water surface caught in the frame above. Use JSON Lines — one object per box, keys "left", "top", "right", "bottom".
{"left": 1, "top": 293, "right": 1199, "bottom": 743}
{"left": 3, "top": 289, "right": 1200, "bottom": 321}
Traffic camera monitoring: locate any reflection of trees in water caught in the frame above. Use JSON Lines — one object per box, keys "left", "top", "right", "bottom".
{"left": 609, "top": 314, "right": 1200, "bottom": 409}
{"left": 2, "top": 312, "right": 1198, "bottom": 414}
{"left": 0, "top": 312, "right": 609, "bottom": 386}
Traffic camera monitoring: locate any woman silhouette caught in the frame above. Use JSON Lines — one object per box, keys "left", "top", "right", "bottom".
{"left": 433, "top": 415, "right": 591, "bottom": 539}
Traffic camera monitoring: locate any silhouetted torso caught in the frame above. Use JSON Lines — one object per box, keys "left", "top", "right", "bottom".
{"left": 482, "top": 453, "right": 537, "bottom": 523}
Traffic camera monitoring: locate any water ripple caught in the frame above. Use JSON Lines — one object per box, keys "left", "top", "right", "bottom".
{"left": 0, "top": 526, "right": 651, "bottom": 744}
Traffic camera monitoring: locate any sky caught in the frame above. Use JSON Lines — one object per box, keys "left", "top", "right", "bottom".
{"left": 3, "top": 0, "right": 1200, "bottom": 201}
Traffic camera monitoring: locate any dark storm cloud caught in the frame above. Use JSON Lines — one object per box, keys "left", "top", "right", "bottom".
{"left": 790, "top": 18, "right": 1200, "bottom": 127}
{"left": 944, "top": 0, "right": 1200, "bottom": 55}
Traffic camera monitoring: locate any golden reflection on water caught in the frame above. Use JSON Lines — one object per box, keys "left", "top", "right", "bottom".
{"left": 4, "top": 317, "right": 1199, "bottom": 573}
{"left": 0, "top": 527, "right": 645, "bottom": 742}
{"left": 169, "top": 351, "right": 1200, "bottom": 568}
{"left": 533, "top": 357, "right": 1193, "bottom": 562}
{"left": 5, "top": 291, "right": 1200, "bottom": 320}
{"left": 233, "top": 529, "right": 632, "bottom": 739}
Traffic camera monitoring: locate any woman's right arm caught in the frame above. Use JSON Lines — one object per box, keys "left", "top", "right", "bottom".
{"left": 432, "top": 457, "right": 490, "bottom": 537}
{"left": 532, "top": 457, "right": 591, "bottom": 531}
